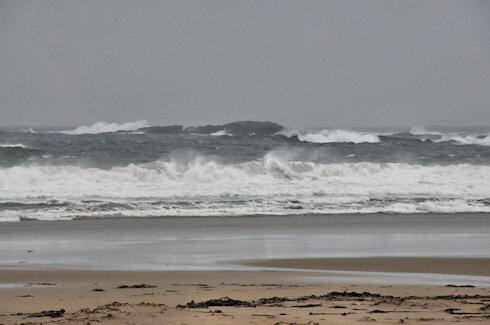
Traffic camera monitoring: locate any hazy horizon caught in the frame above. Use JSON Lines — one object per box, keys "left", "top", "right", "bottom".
{"left": 1, "top": 1, "right": 489, "bottom": 128}
{"left": 3, "top": 120, "right": 490, "bottom": 131}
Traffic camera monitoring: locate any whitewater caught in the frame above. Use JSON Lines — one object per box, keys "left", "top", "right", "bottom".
{"left": 0, "top": 121, "right": 489, "bottom": 221}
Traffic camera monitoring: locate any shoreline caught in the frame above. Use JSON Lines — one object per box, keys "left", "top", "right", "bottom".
{"left": 5, "top": 210, "right": 490, "bottom": 222}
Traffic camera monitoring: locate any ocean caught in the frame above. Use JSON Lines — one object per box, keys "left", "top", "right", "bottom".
{"left": 0, "top": 121, "right": 489, "bottom": 222}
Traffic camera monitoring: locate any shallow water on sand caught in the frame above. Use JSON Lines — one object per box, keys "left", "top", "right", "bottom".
{"left": 1, "top": 214, "right": 489, "bottom": 271}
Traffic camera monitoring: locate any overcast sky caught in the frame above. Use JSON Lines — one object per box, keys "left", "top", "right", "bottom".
{"left": 1, "top": 0, "right": 489, "bottom": 127}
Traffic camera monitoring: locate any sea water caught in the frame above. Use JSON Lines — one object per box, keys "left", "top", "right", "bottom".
{"left": 0, "top": 121, "right": 489, "bottom": 222}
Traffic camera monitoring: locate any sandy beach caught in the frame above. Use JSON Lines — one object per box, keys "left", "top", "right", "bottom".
{"left": 1, "top": 259, "right": 490, "bottom": 324}
{"left": 1, "top": 215, "right": 490, "bottom": 324}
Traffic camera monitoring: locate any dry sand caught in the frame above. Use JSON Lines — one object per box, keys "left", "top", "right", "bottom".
{"left": 1, "top": 258, "right": 490, "bottom": 324}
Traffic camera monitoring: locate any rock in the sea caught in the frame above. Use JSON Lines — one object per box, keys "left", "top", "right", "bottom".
{"left": 185, "top": 121, "right": 283, "bottom": 135}
{"left": 137, "top": 125, "right": 183, "bottom": 134}
{"left": 184, "top": 124, "right": 223, "bottom": 134}
{"left": 136, "top": 121, "right": 283, "bottom": 135}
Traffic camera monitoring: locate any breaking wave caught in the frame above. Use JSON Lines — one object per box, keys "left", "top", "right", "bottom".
{"left": 283, "top": 129, "right": 380, "bottom": 143}
{"left": 210, "top": 130, "right": 232, "bottom": 136}
{"left": 2, "top": 156, "right": 487, "bottom": 190}
{"left": 409, "top": 127, "right": 490, "bottom": 146}
{"left": 0, "top": 143, "right": 27, "bottom": 148}
{"left": 17, "top": 128, "right": 37, "bottom": 134}
{"left": 1, "top": 155, "right": 489, "bottom": 221}
{"left": 435, "top": 134, "right": 490, "bottom": 146}
{"left": 409, "top": 126, "right": 442, "bottom": 136}
{"left": 61, "top": 120, "right": 149, "bottom": 135}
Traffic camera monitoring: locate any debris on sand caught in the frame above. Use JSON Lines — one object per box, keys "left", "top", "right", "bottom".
{"left": 178, "top": 296, "right": 256, "bottom": 308}
{"left": 27, "top": 309, "right": 65, "bottom": 318}
{"left": 116, "top": 284, "right": 156, "bottom": 289}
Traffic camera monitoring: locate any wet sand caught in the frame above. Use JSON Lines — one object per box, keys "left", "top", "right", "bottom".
{"left": 240, "top": 257, "right": 490, "bottom": 276}
{"left": 1, "top": 214, "right": 490, "bottom": 323}
{"left": 1, "top": 214, "right": 489, "bottom": 270}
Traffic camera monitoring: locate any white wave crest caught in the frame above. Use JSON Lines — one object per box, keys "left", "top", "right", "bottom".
{"left": 18, "top": 128, "right": 37, "bottom": 134}
{"left": 283, "top": 129, "right": 380, "bottom": 144}
{"left": 1, "top": 156, "right": 489, "bottom": 221}
{"left": 0, "top": 143, "right": 27, "bottom": 148}
{"left": 0, "top": 155, "right": 490, "bottom": 195}
{"left": 1, "top": 158, "right": 489, "bottom": 192}
{"left": 409, "top": 126, "right": 442, "bottom": 135}
{"left": 409, "top": 127, "right": 490, "bottom": 146}
{"left": 210, "top": 130, "right": 232, "bottom": 136}
{"left": 61, "top": 120, "right": 149, "bottom": 135}
{"left": 436, "top": 134, "right": 490, "bottom": 146}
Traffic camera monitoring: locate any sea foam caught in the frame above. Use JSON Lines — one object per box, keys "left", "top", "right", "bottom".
{"left": 210, "top": 130, "right": 232, "bottom": 136}
{"left": 409, "top": 127, "right": 490, "bottom": 146}
{"left": 283, "top": 129, "right": 380, "bottom": 143}
{"left": 436, "top": 134, "right": 490, "bottom": 146}
{"left": 409, "top": 126, "right": 442, "bottom": 136}
{"left": 2, "top": 157, "right": 489, "bottom": 195}
{"left": 0, "top": 143, "right": 27, "bottom": 148}
{"left": 61, "top": 120, "right": 149, "bottom": 135}
{"left": 1, "top": 155, "right": 489, "bottom": 221}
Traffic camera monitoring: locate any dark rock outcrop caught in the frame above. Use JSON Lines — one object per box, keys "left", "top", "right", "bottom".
{"left": 137, "top": 125, "right": 183, "bottom": 134}
{"left": 184, "top": 124, "right": 223, "bottom": 134}
{"left": 184, "top": 121, "right": 283, "bottom": 135}
{"left": 136, "top": 121, "right": 283, "bottom": 136}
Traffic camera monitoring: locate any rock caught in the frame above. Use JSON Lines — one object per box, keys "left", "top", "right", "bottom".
{"left": 135, "top": 121, "right": 284, "bottom": 136}
{"left": 222, "top": 121, "right": 283, "bottom": 135}
{"left": 184, "top": 121, "right": 283, "bottom": 135}
{"left": 184, "top": 124, "right": 223, "bottom": 134}
{"left": 137, "top": 125, "right": 183, "bottom": 134}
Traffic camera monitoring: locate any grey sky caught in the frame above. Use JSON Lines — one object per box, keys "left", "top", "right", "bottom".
{"left": 1, "top": 0, "right": 489, "bottom": 127}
